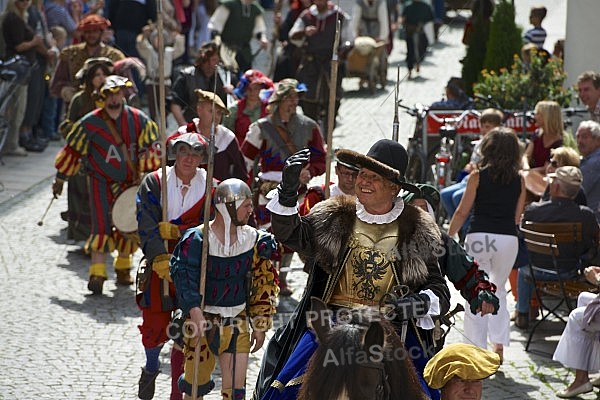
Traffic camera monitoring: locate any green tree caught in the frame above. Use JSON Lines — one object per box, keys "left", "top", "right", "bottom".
{"left": 474, "top": 49, "right": 573, "bottom": 110}
{"left": 482, "top": 0, "right": 522, "bottom": 74}
{"left": 461, "top": 15, "right": 491, "bottom": 96}
{"left": 461, "top": 0, "right": 495, "bottom": 96}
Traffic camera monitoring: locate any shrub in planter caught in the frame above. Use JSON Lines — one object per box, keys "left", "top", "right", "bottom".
{"left": 474, "top": 49, "right": 573, "bottom": 110}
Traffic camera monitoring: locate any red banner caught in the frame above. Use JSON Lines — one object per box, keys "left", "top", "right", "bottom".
{"left": 425, "top": 110, "right": 537, "bottom": 136}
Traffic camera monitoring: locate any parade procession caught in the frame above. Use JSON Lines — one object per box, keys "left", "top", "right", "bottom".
{"left": 3, "top": 0, "right": 600, "bottom": 399}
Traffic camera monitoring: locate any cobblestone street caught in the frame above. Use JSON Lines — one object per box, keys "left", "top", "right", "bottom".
{"left": 2, "top": 0, "right": 597, "bottom": 398}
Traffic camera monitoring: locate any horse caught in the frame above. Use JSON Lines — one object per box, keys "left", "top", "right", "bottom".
{"left": 298, "top": 298, "right": 429, "bottom": 400}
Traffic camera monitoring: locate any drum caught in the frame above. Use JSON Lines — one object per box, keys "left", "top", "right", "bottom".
{"left": 112, "top": 185, "right": 140, "bottom": 242}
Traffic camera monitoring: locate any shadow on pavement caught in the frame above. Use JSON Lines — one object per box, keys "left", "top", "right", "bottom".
{"left": 49, "top": 287, "right": 139, "bottom": 323}
{"left": 56, "top": 246, "right": 93, "bottom": 281}
{"left": 487, "top": 370, "right": 541, "bottom": 396}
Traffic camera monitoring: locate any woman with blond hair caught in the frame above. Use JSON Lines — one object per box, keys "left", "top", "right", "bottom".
{"left": 541, "top": 146, "right": 587, "bottom": 205}
{"left": 522, "top": 100, "right": 567, "bottom": 172}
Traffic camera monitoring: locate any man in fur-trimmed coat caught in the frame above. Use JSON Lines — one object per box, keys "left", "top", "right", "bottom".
{"left": 253, "top": 140, "right": 450, "bottom": 400}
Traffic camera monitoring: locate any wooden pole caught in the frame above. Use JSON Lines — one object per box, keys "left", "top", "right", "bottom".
{"left": 156, "top": 0, "right": 170, "bottom": 298}
{"left": 323, "top": 3, "right": 341, "bottom": 200}
{"left": 191, "top": 67, "right": 219, "bottom": 400}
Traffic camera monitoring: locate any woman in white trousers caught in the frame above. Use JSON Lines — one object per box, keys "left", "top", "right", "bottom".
{"left": 462, "top": 233, "right": 518, "bottom": 355}
{"left": 448, "top": 128, "right": 526, "bottom": 364}
{"left": 553, "top": 267, "right": 600, "bottom": 398}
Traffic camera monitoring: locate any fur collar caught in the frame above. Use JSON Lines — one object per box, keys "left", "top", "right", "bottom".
{"left": 304, "top": 196, "right": 442, "bottom": 288}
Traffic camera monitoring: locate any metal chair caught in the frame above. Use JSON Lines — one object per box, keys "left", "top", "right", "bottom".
{"left": 520, "top": 221, "right": 596, "bottom": 353}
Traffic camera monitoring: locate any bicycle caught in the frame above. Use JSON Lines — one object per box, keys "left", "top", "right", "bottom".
{"left": 426, "top": 109, "right": 481, "bottom": 227}
{"left": 428, "top": 109, "right": 481, "bottom": 191}
{"left": 400, "top": 101, "right": 430, "bottom": 184}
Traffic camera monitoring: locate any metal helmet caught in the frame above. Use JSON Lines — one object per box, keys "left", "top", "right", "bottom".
{"left": 214, "top": 178, "right": 253, "bottom": 226}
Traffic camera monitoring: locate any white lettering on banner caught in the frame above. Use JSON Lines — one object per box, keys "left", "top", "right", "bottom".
{"left": 426, "top": 111, "right": 536, "bottom": 135}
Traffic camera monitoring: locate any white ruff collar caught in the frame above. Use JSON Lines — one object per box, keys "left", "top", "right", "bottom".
{"left": 356, "top": 198, "right": 404, "bottom": 224}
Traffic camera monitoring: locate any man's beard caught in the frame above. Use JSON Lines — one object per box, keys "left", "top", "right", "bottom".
{"left": 107, "top": 102, "right": 122, "bottom": 111}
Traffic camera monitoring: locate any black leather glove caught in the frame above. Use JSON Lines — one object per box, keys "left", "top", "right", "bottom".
{"left": 278, "top": 148, "right": 311, "bottom": 207}
{"left": 388, "top": 293, "right": 431, "bottom": 321}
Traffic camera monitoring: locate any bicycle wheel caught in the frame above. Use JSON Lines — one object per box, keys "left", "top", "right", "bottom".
{"left": 406, "top": 146, "right": 427, "bottom": 183}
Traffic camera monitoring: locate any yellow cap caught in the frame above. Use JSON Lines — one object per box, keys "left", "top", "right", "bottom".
{"left": 423, "top": 343, "right": 500, "bottom": 389}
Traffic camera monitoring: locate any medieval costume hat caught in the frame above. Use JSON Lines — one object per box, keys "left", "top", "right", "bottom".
{"left": 336, "top": 139, "right": 419, "bottom": 193}
{"left": 267, "top": 78, "right": 307, "bottom": 104}
{"left": 99, "top": 75, "right": 133, "bottom": 98}
{"left": 423, "top": 343, "right": 500, "bottom": 389}
{"left": 233, "top": 69, "right": 274, "bottom": 99}
{"left": 335, "top": 149, "right": 360, "bottom": 171}
{"left": 75, "top": 57, "right": 114, "bottom": 81}
{"left": 77, "top": 14, "right": 110, "bottom": 31}
{"left": 194, "top": 89, "right": 230, "bottom": 116}
{"left": 166, "top": 132, "right": 208, "bottom": 162}
{"left": 402, "top": 183, "right": 440, "bottom": 211}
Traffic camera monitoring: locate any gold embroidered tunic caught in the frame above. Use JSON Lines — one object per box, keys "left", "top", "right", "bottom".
{"left": 328, "top": 218, "right": 400, "bottom": 308}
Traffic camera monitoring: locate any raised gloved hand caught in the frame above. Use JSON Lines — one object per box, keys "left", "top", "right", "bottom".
{"left": 152, "top": 253, "right": 172, "bottom": 282}
{"left": 387, "top": 293, "right": 431, "bottom": 321}
{"left": 278, "top": 148, "right": 311, "bottom": 207}
{"left": 159, "top": 221, "right": 181, "bottom": 240}
{"left": 52, "top": 178, "right": 65, "bottom": 198}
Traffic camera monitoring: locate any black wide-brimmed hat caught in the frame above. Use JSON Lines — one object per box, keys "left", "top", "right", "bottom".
{"left": 336, "top": 139, "right": 419, "bottom": 193}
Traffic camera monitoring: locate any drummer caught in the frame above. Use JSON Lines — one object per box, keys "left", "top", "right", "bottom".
{"left": 135, "top": 132, "right": 211, "bottom": 400}
{"left": 52, "top": 75, "right": 160, "bottom": 295}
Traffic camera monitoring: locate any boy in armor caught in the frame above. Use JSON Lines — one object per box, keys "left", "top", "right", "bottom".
{"left": 170, "top": 178, "right": 279, "bottom": 399}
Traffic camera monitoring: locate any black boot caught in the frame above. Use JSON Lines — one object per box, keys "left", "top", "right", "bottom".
{"left": 19, "top": 131, "right": 47, "bottom": 152}
{"left": 138, "top": 367, "right": 160, "bottom": 400}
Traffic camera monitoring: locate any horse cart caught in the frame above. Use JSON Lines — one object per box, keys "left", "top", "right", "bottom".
{"left": 345, "top": 36, "right": 387, "bottom": 93}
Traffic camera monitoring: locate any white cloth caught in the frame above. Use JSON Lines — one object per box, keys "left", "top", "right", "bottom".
{"left": 417, "top": 289, "right": 440, "bottom": 329}
{"left": 355, "top": 198, "right": 405, "bottom": 224}
{"left": 136, "top": 33, "right": 185, "bottom": 81}
{"left": 329, "top": 183, "right": 346, "bottom": 197}
{"left": 177, "top": 119, "right": 237, "bottom": 155}
{"left": 462, "top": 232, "right": 518, "bottom": 348}
{"left": 161, "top": 166, "right": 207, "bottom": 221}
{"left": 553, "top": 292, "right": 600, "bottom": 372}
{"left": 259, "top": 171, "right": 283, "bottom": 182}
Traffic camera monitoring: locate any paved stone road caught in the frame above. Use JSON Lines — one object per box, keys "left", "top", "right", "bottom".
{"left": 2, "top": 1, "right": 598, "bottom": 399}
